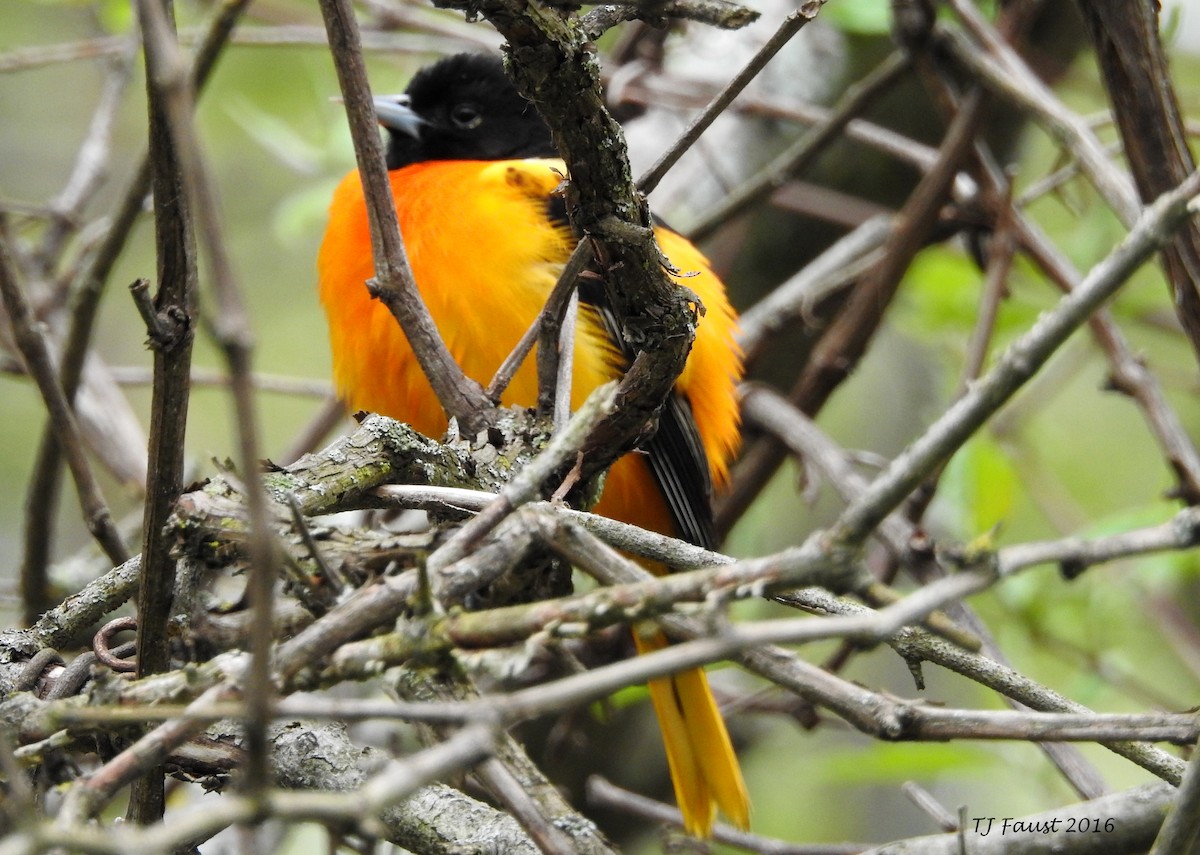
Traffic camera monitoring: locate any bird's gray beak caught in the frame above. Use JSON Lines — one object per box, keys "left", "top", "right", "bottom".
{"left": 373, "top": 94, "right": 424, "bottom": 139}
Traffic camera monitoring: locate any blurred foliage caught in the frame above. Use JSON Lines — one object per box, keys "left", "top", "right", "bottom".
{"left": 823, "top": 0, "right": 892, "bottom": 36}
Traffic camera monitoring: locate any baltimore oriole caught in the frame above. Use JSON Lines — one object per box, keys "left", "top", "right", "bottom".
{"left": 318, "top": 52, "right": 748, "bottom": 836}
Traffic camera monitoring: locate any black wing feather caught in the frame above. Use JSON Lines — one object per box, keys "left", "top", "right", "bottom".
{"left": 547, "top": 199, "right": 716, "bottom": 548}
{"left": 644, "top": 393, "right": 718, "bottom": 549}
{"left": 585, "top": 292, "right": 717, "bottom": 550}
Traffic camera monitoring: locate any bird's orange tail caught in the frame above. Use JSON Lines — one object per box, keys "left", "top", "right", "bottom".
{"left": 634, "top": 626, "right": 749, "bottom": 837}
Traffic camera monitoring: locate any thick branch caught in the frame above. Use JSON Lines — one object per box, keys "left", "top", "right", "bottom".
{"left": 428, "top": 0, "right": 706, "bottom": 484}
{"left": 1075, "top": 0, "right": 1200, "bottom": 368}
{"left": 862, "top": 782, "right": 1171, "bottom": 854}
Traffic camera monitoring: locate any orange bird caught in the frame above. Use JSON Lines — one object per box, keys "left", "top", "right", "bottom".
{"left": 318, "top": 53, "right": 747, "bottom": 836}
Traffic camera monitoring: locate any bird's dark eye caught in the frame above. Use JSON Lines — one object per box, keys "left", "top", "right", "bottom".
{"left": 450, "top": 103, "right": 482, "bottom": 129}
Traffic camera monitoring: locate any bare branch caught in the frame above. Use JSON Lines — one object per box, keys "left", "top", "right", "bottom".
{"left": 317, "top": 0, "right": 493, "bottom": 432}
{"left": 832, "top": 170, "right": 1200, "bottom": 546}
{"left": 0, "top": 228, "right": 129, "bottom": 568}
{"left": 638, "top": 1, "right": 830, "bottom": 194}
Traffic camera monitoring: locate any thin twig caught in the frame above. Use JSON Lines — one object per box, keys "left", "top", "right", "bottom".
{"left": 20, "top": 0, "right": 256, "bottom": 631}
{"left": 718, "top": 87, "right": 989, "bottom": 535}
{"left": 1149, "top": 736, "right": 1200, "bottom": 854}
{"left": 1004, "top": 190, "right": 1200, "bottom": 503}
{"left": 38, "top": 39, "right": 136, "bottom": 268}
{"left": 638, "top": 0, "right": 830, "bottom": 195}
{"left": 735, "top": 215, "right": 893, "bottom": 365}
{"left": 580, "top": 0, "right": 759, "bottom": 39}
{"left": 586, "top": 776, "right": 868, "bottom": 854}
{"left": 831, "top": 170, "right": 1200, "bottom": 546}
{"left": 128, "top": 0, "right": 203, "bottom": 824}
{"left": 318, "top": 0, "right": 492, "bottom": 433}
{"left": 426, "top": 382, "right": 619, "bottom": 581}
{"left": 0, "top": 225, "right": 129, "bottom": 568}
{"left": 618, "top": 75, "right": 944, "bottom": 176}
{"left": 137, "top": 0, "right": 277, "bottom": 799}
{"left": 687, "top": 50, "right": 911, "bottom": 242}
{"left": 489, "top": 237, "right": 592, "bottom": 413}
{"left": 957, "top": 176, "right": 1017, "bottom": 392}
{"left": 938, "top": 15, "right": 1139, "bottom": 225}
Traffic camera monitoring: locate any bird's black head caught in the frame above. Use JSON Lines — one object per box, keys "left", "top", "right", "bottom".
{"left": 375, "top": 53, "right": 557, "bottom": 170}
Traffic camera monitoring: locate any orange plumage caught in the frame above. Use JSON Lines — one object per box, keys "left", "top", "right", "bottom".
{"left": 318, "top": 53, "right": 747, "bottom": 836}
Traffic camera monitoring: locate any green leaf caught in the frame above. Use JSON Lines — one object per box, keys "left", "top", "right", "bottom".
{"left": 599, "top": 683, "right": 649, "bottom": 712}
{"left": 272, "top": 180, "right": 341, "bottom": 246}
{"left": 894, "top": 247, "right": 982, "bottom": 339}
{"left": 937, "top": 435, "right": 1020, "bottom": 538}
{"left": 95, "top": 0, "right": 133, "bottom": 33}
{"left": 823, "top": 742, "right": 995, "bottom": 783}
{"left": 823, "top": 0, "right": 891, "bottom": 36}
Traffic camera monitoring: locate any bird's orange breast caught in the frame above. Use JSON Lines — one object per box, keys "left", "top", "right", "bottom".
{"left": 317, "top": 158, "right": 741, "bottom": 536}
